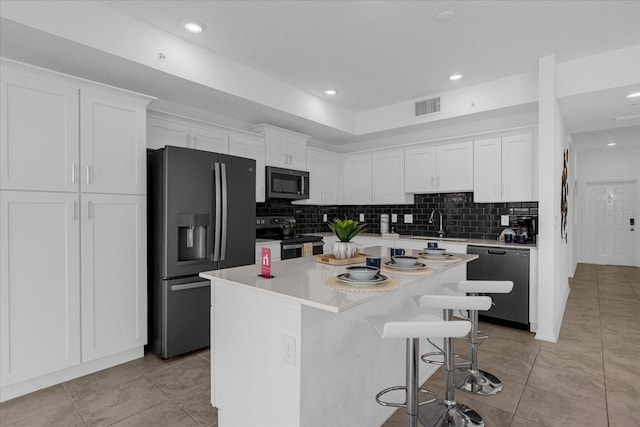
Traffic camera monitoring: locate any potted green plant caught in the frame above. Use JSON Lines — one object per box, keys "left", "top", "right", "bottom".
{"left": 328, "top": 217, "right": 366, "bottom": 259}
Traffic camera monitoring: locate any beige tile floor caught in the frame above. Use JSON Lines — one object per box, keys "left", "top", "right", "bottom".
{"left": 1, "top": 263, "right": 638, "bottom": 426}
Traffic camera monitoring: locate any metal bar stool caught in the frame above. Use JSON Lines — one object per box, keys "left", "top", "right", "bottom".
{"left": 417, "top": 295, "right": 492, "bottom": 427}
{"left": 368, "top": 312, "right": 471, "bottom": 427}
{"left": 453, "top": 280, "right": 514, "bottom": 396}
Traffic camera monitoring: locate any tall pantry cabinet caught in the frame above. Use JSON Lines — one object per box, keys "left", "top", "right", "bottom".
{"left": 0, "top": 59, "right": 154, "bottom": 401}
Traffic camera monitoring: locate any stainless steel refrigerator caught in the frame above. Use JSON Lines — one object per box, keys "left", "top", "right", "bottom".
{"left": 148, "top": 146, "right": 256, "bottom": 359}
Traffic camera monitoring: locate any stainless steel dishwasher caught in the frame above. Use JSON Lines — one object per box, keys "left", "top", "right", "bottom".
{"left": 466, "top": 245, "right": 530, "bottom": 330}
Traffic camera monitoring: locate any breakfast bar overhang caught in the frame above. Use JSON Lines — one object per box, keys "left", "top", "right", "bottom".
{"left": 200, "top": 247, "right": 478, "bottom": 427}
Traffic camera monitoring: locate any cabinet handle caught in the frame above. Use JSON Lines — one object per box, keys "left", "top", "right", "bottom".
{"left": 73, "top": 200, "right": 77, "bottom": 220}
{"left": 71, "top": 164, "right": 76, "bottom": 184}
{"left": 86, "top": 165, "right": 90, "bottom": 185}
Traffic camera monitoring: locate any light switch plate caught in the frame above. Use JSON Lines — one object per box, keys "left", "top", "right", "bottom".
{"left": 359, "top": 213, "right": 365, "bottom": 222}
{"left": 391, "top": 213, "right": 398, "bottom": 223}
{"left": 404, "top": 214, "right": 413, "bottom": 224}
{"left": 323, "top": 213, "right": 327, "bottom": 222}
{"left": 501, "top": 215, "right": 510, "bottom": 226}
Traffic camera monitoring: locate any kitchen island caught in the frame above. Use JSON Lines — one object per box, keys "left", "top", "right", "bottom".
{"left": 200, "top": 247, "right": 477, "bottom": 427}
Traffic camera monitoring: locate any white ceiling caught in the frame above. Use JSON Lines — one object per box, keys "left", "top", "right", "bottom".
{"left": 1, "top": 0, "right": 639, "bottom": 147}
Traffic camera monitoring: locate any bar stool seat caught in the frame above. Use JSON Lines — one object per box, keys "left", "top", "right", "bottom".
{"left": 416, "top": 294, "right": 492, "bottom": 427}
{"left": 368, "top": 312, "right": 471, "bottom": 427}
{"left": 452, "top": 280, "right": 514, "bottom": 396}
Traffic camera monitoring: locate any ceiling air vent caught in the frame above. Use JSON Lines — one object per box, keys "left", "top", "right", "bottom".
{"left": 415, "top": 97, "right": 441, "bottom": 117}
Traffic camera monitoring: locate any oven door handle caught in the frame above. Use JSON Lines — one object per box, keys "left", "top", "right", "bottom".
{"left": 282, "top": 243, "right": 304, "bottom": 250}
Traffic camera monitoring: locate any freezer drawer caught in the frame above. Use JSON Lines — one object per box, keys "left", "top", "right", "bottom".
{"left": 160, "top": 277, "right": 210, "bottom": 359}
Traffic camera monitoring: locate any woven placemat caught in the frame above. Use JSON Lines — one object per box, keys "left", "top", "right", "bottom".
{"left": 416, "top": 254, "right": 463, "bottom": 263}
{"left": 381, "top": 264, "right": 434, "bottom": 275}
{"left": 325, "top": 276, "right": 400, "bottom": 293}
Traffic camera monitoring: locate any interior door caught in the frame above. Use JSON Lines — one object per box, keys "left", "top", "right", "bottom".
{"left": 583, "top": 181, "right": 636, "bottom": 265}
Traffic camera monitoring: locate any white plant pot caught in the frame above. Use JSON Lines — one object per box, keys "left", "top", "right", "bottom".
{"left": 332, "top": 241, "right": 358, "bottom": 259}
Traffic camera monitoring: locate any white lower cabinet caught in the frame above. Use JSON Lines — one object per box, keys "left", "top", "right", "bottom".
{"left": 80, "top": 194, "right": 146, "bottom": 362}
{"left": 0, "top": 191, "right": 81, "bottom": 387}
{"left": 0, "top": 191, "right": 146, "bottom": 395}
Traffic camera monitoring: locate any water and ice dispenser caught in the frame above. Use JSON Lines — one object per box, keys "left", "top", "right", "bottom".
{"left": 177, "top": 214, "right": 210, "bottom": 263}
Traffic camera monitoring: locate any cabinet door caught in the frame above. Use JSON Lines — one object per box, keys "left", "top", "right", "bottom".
{"left": 80, "top": 194, "right": 146, "bottom": 362}
{"left": 264, "top": 133, "right": 289, "bottom": 167}
{"left": 1, "top": 191, "right": 80, "bottom": 386}
{"left": 342, "top": 155, "right": 372, "bottom": 204}
{"left": 0, "top": 68, "right": 80, "bottom": 192}
{"left": 437, "top": 141, "right": 474, "bottom": 192}
{"left": 301, "top": 149, "right": 340, "bottom": 204}
{"left": 473, "top": 137, "right": 502, "bottom": 202}
{"left": 502, "top": 133, "right": 533, "bottom": 202}
{"left": 81, "top": 89, "right": 147, "bottom": 195}
{"left": 191, "top": 126, "right": 229, "bottom": 154}
{"left": 147, "top": 117, "right": 190, "bottom": 149}
{"left": 229, "top": 133, "right": 266, "bottom": 202}
{"left": 287, "top": 139, "right": 308, "bottom": 170}
{"left": 404, "top": 146, "right": 437, "bottom": 193}
{"left": 372, "top": 151, "right": 405, "bottom": 203}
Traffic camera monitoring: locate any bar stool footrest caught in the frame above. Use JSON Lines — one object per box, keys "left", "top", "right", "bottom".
{"left": 375, "top": 385, "right": 437, "bottom": 408}
{"left": 421, "top": 351, "right": 471, "bottom": 368}
{"left": 454, "top": 369, "right": 503, "bottom": 395}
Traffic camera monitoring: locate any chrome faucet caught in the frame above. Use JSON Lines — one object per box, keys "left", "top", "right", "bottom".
{"left": 428, "top": 209, "right": 445, "bottom": 238}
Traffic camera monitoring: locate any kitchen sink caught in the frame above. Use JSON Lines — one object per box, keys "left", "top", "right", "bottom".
{"left": 411, "top": 236, "right": 469, "bottom": 242}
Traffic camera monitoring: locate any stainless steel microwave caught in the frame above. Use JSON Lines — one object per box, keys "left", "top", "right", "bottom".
{"left": 265, "top": 166, "right": 309, "bottom": 200}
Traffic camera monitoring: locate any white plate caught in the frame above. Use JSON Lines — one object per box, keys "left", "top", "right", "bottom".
{"left": 336, "top": 273, "right": 388, "bottom": 286}
{"left": 384, "top": 261, "right": 427, "bottom": 270}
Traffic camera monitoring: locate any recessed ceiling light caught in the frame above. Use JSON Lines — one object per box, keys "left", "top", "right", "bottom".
{"left": 607, "top": 142, "right": 617, "bottom": 146}
{"left": 627, "top": 91, "right": 640, "bottom": 98}
{"left": 325, "top": 90, "right": 337, "bottom": 95}
{"left": 436, "top": 11, "right": 455, "bottom": 23}
{"left": 449, "top": 74, "right": 463, "bottom": 81}
{"left": 184, "top": 21, "right": 205, "bottom": 34}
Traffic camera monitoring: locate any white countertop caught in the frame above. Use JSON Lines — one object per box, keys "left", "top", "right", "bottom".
{"left": 200, "top": 246, "right": 477, "bottom": 313}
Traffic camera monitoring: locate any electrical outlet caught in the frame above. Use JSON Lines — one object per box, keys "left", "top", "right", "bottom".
{"left": 359, "top": 213, "right": 365, "bottom": 222}
{"left": 283, "top": 335, "right": 296, "bottom": 365}
{"left": 323, "top": 213, "right": 327, "bottom": 222}
{"left": 391, "top": 213, "right": 398, "bottom": 223}
{"left": 501, "top": 215, "right": 510, "bottom": 226}
{"left": 404, "top": 214, "right": 413, "bottom": 224}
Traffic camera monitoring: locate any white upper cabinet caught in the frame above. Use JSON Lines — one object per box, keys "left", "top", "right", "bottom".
{"left": 80, "top": 89, "right": 148, "bottom": 195}
{"left": 147, "top": 117, "right": 190, "bottom": 149}
{"left": 404, "top": 146, "right": 437, "bottom": 193}
{"left": 147, "top": 114, "right": 229, "bottom": 154}
{"left": 404, "top": 141, "right": 473, "bottom": 194}
{"left": 0, "top": 61, "right": 152, "bottom": 195}
{"left": 293, "top": 148, "right": 340, "bottom": 205}
{"left": 343, "top": 150, "right": 412, "bottom": 205}
{"left": 229, "top": 132, "right": 266, "bottom": 203}
{"left": 251, "top": 124, "right": 310, "bottom": 170}
{"left": 1, "top": 66, "right": 80, "bottom": 192}
{"left": 190, "top": 125, "right": 229, "bottom": 153}
{"left": 473, "top": 133, "right": 533, "bottom": 202}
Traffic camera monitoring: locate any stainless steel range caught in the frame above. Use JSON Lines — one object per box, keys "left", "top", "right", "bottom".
{"left": 256, "top": 216, "right": 324, "bottom": 260}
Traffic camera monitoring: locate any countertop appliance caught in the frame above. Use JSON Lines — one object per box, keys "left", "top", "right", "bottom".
{"left": 148, "top": 146, "right": 256, "bottom": 359}
{"left": 516, "top": 215, "right": 537, "bottom": 243}
{"left": 466, "top": 245, "right": 530, "bottom": 330}
{"left": 256, "top": 216, "right": 323, "bottom": 260}
{"left": 265, "top": 166, "right": 309, "bottom": 200}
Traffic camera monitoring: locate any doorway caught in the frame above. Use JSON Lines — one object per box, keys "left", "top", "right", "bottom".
{"left": 582, "top": 180, "right": 637, "bottom": 266}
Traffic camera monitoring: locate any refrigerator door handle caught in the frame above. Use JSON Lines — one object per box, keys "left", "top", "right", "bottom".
{"left": 220, "top": 162, "right": 228, "bottom": 261}
{"left": 213, "top": 162, "right": 222, "bottom": 261}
